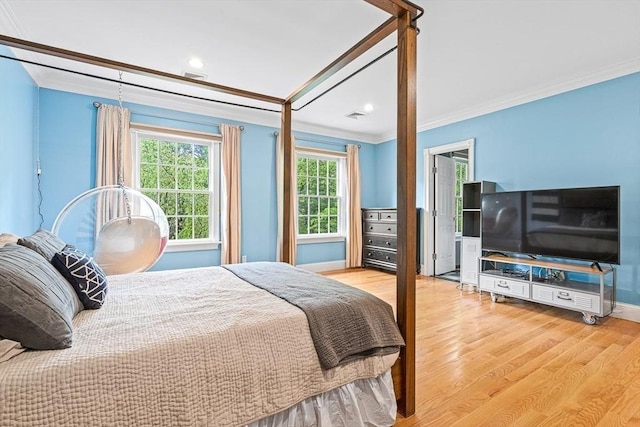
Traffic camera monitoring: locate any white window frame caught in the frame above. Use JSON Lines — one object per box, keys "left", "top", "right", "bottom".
{"left": 131, "top": 125, "right": 221, "bottom": 252}
{"left": 454, "top": 158, "right": 468, "bottom": 237}
{"left": 295, "top": 148, "right": 347, "bottom": 244}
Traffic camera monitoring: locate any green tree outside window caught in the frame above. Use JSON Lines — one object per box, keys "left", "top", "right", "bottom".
{"left": 297, "top": 153, "right": 342, "bottom": 236}
{"left": 138, "top": 135, "right": 214, "bottom": 242}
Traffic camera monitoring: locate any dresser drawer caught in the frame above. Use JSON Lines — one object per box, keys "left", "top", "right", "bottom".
{"left": 363, "top": 234, "right": 397, "bottom": 250}
{"left": 363, "top": 210, "right": 379, "bottom": 221}
{"left": 364, "top": 222, "right": 397, "bottom": 235}
{"left": 363, "top": 248, "right": 397, "bottom": 265}
{"left": 361, "top": 208, "right": 420, "bottom": 274}
{"left": 479, "top": 275, "right": 529, "bottom": 298}
{"left": 532, "top": 285, "right": 600, "bottom": 313}
{"left": 378, "top": 211, "right": 397, "bottom": 221}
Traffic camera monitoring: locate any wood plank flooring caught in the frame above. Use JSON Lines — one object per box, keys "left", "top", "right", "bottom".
{"left": 323, "top": 268, "right": 640, "bottom": 427}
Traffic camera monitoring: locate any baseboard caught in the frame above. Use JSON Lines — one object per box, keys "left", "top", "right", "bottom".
{"left": 297, "top": 260, "right": 347, "bottom": 273}
{"left": 611, "top": 302, "right": 640, "bottom": 323}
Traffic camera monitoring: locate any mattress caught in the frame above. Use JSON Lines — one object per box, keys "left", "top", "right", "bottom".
{"left": 0, "top": 266, "right": 398, "bottom": 426}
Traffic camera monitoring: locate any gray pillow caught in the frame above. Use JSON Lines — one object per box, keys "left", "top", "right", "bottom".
{"left": 0, "top": 245, "right": 77, "bottom": 350}
{"left": 18, "top": 229, "right": 66, "bottom": 261}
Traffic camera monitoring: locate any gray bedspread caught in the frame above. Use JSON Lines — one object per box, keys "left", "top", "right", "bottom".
{"left": 223, "top": 262, "right": 405, "bottom": 369}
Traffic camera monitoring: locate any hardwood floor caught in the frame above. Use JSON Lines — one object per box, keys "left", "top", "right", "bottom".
{"left": 323, "top": 268, "right": 640, "bottom": 427}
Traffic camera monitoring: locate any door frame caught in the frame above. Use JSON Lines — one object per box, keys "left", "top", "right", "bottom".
{"left": 423, "top": 138, "right": 475, "bottom": 276}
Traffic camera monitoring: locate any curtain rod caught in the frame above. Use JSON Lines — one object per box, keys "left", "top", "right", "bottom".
{"left": 273, "top": 131, "right": 360, "bottom": 148}
{"left": 93, "top": 101, "right": 244, "bottom": 131}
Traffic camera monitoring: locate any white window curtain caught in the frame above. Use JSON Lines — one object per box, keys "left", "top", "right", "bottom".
{"left": 95, "top": 104, "right": 131, "bottom": 228}
{"left": 220, "top": 124, "right": 242, "bottom": 265}
{"left": 346, "top": 144, "right": 362, "bottom": 268}
{"left": 276, "top": 133, "right": 297, "bottom": 264}
{"left": 96, "top": 104, "right": 131, "bottom": 187}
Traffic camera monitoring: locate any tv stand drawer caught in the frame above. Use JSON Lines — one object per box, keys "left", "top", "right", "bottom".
{"left": 479, "top": 275, "right": 529, "bottom": 298}
{"left": 532, "top": 284, "right": 600, "bottom": 312}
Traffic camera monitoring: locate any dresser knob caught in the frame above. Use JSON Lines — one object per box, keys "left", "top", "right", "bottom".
{"left": 387, "top": 228, "right": 392, "bottom": 231}
{"left": 368, "top": 240, "right": 373, "bottom": 244}
{"left": 369, "top": 226, "right": 373, "bottom": 230}
{"left": 385, "top": 256, "right": 390, "bottom": 260}
{"left": 385, "top": 241, "right": 391, "bottom": 246}
{"left": 367, "top": 253, "right": 372, "bottom": 257}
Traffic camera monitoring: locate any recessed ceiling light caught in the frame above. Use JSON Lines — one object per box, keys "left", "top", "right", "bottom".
{"left": 363, "top": 103, "right": 375, "bottom": 113}
{"left": 188, "top": 57, "right": 204, "bottom": 69}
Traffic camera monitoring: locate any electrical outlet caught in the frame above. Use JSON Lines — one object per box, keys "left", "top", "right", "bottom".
{"left": 241, "top": 255, "right": 247, "bottom": 263}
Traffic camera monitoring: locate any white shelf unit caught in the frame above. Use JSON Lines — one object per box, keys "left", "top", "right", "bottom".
{"left": 478, "top": 254, "right": 615, "bottom": 324}
{"left": 460, "top": 180, "right": 496, "bottom": 289}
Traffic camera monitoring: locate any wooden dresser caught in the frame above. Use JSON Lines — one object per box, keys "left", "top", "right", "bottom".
{"left": 362, "top": 208, "right": 420, "bottom": 273}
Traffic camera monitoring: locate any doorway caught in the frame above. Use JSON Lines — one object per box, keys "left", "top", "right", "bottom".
{"left": 423, "top": 139, "right": 475, "bottom": 279}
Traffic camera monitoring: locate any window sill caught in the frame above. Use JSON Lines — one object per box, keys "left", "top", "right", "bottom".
{"left": 165, "top": 240, "right": 221, "bottom": 253}
{"left": 297, "top": 235, "right": 346, "bottom": 244}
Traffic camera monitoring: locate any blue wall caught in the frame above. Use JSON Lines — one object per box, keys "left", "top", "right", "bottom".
{"left": 37, "top": 89, "right": 376, "bottom": 270}
{"left": 5, "top": 51, "right": 638, "bottom": 307}
{"left": 374, "top": 73, "right": 640, "bottom": 306}
{"left": 0, "top": 47, "right": 39, "bottom": 235}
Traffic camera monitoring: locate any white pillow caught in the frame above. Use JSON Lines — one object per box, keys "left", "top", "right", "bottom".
{"left": 0, "top": 233, "right": 19, "bottom": 248}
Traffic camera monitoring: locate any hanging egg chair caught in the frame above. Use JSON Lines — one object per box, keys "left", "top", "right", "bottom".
{"left": 52, "top": 71, "right": 169, "bottom": 276}
{"left": 52, "top": 185, "right": 169, "bottom": 275}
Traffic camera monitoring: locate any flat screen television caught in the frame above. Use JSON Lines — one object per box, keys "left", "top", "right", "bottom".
{"left": 481, "top": 186, "right": 620, "bottom": 264}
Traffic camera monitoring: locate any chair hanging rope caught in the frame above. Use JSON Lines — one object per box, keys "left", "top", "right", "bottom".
{"left": 117, "top": 70, "right": 132, "bottom": 224}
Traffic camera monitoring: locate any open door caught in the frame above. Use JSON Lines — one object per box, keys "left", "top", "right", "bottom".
{"left": 434, "top": 155, "right": 456, "bottom": 275}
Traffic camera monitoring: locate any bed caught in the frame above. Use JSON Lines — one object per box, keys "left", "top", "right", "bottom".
{"left": 0, "top": 0, "right": 421, "bottom": 419}
{"left": 0, "top": 251, "right": 402, "bottom": 426}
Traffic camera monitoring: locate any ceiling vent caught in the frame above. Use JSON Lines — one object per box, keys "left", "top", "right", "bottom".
{"left": 183, "top": 71, "right": 208, "bottom": 81}
{"left": 346, "top": 110, "right": 367, "bottom": 120}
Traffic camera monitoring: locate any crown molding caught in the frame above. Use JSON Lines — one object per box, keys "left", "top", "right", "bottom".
{"left": 40, "top": 73, "right": 280, "bottom": 126}
{"left": 0, "top": 0, "right": 376, "bottom": 144}
{"left": 293, "top": 119, "right": 378, "bottom": 143}
{"left": 0, "top": 0, "right": 46, "bottom": 84}
{"left": 37, "top": 74, "right": 379, "bottom": 144}
{"left": 374, "top": 58, "right": 640, "bottom": 144}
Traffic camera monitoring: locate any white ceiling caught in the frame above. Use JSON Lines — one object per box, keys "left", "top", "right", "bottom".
{"left": 1, "top": 0, "right": 639, "bottom": 143}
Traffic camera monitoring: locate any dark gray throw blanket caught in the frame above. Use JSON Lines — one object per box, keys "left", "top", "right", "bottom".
{"left": 223, "top": 262, "right": 405, "bottom": 370}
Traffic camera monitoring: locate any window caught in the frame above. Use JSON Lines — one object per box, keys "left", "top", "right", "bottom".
{"left": 296, "top": 151, "right": 346, "bottom": 240}
{"left": 132, "top": 126, "right": 220, "bottom": 250}
{"left": 454, "top": 159, "right": 468, "bottom": 235}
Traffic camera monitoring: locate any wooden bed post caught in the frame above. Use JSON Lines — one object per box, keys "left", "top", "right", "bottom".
{"left": 396, "top": 9, "right": 417, "bottom": 417}
{"left": 281, "top": 102, "right": 293, "bottom": 264}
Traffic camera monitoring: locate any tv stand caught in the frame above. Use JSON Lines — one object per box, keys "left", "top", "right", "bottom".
{"left": 478, "top": 254, "right": 615, "bottom": 325}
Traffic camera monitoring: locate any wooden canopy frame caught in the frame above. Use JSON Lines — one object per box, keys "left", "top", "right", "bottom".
{"left": 0, "top": 0, "right": 420, "bottom": 416}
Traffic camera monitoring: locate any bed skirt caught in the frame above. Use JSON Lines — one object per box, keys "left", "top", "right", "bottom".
{"left": 248, "top": 370, "right": 396, "bottom": 427}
